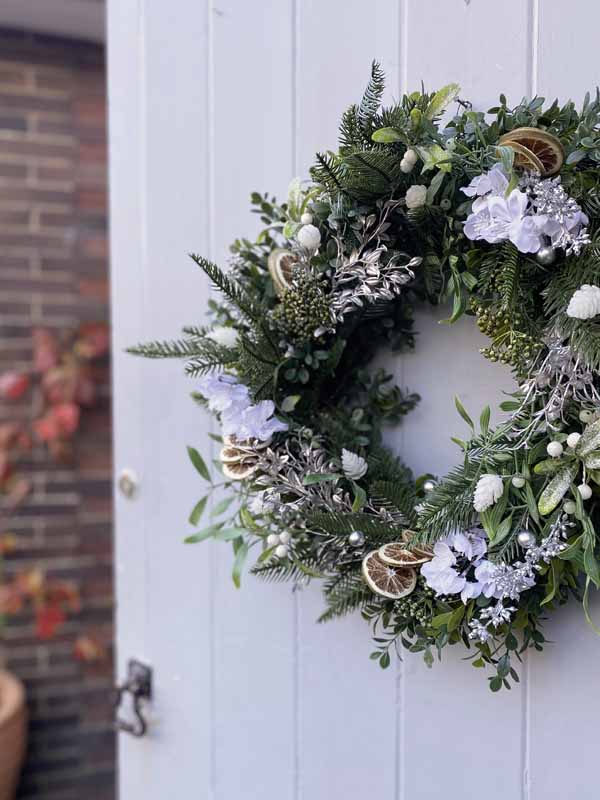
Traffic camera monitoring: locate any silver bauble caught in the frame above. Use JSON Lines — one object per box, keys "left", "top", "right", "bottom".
{"left": 348, "top": 530, "right": 365, "bottom": 547}
{"left": 536, "top": 245, "right": 556, "bottom": 266}
{"left": 423, "top": 479, "right": 436, "bottom": 494}
{"left": 517, "top": 530, "right": 536, "bottom": 549}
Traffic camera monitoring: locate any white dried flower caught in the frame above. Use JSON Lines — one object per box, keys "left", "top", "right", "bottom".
{"left": 296, "top": 223, "right": 321, "bottom": 250}
{"left": 405, "top": 184, "right": 428, "bottom": 209}
{"left": 566, "top": 284, "right": 600, "bottom": 320}
{"left": 473, "top": 473, "right": 503, "bottom": 513}
{"left": 404, "top": 148, "right": 418, "bottom": 166}
{"left": 341, "top": 448, "right": 368, "bottom": 481}
{"left": 205, "top": 326, "right": 238, "bottom": 348}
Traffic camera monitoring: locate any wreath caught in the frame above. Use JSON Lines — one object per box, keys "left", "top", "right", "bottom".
{"left": 132, "top": 64, "right": 600, "bottom": 691}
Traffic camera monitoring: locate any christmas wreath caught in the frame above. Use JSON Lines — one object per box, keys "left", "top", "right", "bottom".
{"left": 132, "top": 64, "right": 600, "bottom": 691}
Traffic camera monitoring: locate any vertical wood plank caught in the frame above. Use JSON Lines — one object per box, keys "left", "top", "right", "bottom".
{"left": 107, "top": 1, "right": 149, "bottom": 796}
{"left": 527, "top": 4, "right": 600, "bottom": 797}
{"left": 295, "top": 4, "right": 400, "bottom": 798}
{"left": 128, "top": 1, "right": 214, "bottom": 797}
{"left": 210, "top": 2, "right": 297, "bottom": 798}
{"left": 398, "top": 2, "right": 530, "bottom": 798}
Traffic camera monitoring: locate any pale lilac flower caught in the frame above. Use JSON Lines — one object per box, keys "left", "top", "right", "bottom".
{"left": 197, "top": 373, "right": 250, "bottom": 413}
{"left": 224, "top": 399, "right": 288, "bottom": 442}
{"left": 462, "top": 164, "right": 508, "bottom": 198}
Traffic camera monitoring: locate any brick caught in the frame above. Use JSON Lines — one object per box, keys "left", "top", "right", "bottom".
{"left": 1, "top": 29, "right": 114, "bottom": 800}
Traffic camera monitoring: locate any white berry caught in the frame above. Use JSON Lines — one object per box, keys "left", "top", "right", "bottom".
{"left": 400, "top": 157, "right": 414, "bottom": 174}
{"left": 275, "top": 544, "right": 289, "bottom": 558}
{"left": 300, "top": 212, "right": 313, "bottom": 225}
{"left": 296, "top": 223, "right": 321, "bottom": 250}
{"left": 546, "top": 441, "right": 564, "bottom": 458}
{"left": 511, "top": 476, "right": 526, "bottom": 488}
{"left": 403, "top": 148, "right": 418, "bottom": 165}
{"left": 266, "top": 533, "right": 280, "bottom": 547}
{"left": 563, "top": 500, "right": 577, "bottom": 514}
{"left": 578, "top": 483, "right": 593, "bottom": 500}
{"left": 566, "top": 432, "right": 582, "bottom": 449}
{"left": 580, "top": 409, "right": 594, "bottom": 423}
{"left": 279, "top": 531, "right": 291, "bottom": 545}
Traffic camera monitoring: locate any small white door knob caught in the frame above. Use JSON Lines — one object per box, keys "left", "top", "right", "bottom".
{"left": 118, "top": 469, "right": 138, "bottom": 499}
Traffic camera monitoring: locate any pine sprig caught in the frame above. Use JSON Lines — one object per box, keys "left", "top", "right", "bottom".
{"left": 358, "top": 60, "right": 385, "bottom": 128}
{"left": 190, "top": 253, "right": 260, "bottom": 323}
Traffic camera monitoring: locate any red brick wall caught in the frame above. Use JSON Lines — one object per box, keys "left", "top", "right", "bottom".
{"left": 0, "top": 30, "right": 114, "bottom": 800}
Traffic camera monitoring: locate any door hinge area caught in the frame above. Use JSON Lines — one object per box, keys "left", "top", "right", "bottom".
{"left": 114, "top": 659, "right": 152, "bottom": 737}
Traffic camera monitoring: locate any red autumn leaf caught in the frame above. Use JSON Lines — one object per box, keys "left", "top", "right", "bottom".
{"left": 74, "top": 635, "right": 106, "bottom": 662}
{"left": 42, "top": 366, "right": 77, "bottom": 404}
{"left": 33, "top": 413, "right": 61, "bottom": 443}
{"left": 0, "top": 532, "right": 17, "bottom": 556}
{"left": 0, "top": 585, "right": 23, "bottom": 615}
{"left": 53, "top": 402, "right": 80, "bottom": 435}
{"left": 0, "top": 371, "right": 30, "bottom": 401}
{"left": 4, "top": 476, "right": 31, "bottom": 511}
{"left": 35, "top": 603, "right": 66, "bottom": 639}
{"left": 0, "top": 422, "right": 23, "bottom": 449}
{"left": 32, "top": 328, "right": 60, "bottom": 372}
{"left": 76, "top": 323, "right": 110, "bottom": 359}
{"left": 74, "top": 372, "right": 96, "bottom": 406}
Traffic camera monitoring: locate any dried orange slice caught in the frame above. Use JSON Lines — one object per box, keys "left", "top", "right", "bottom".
{"left": 379, "top": 542, "right": 432, "bottom": 567}
{"left": 362, "top": 550, "right": 417, "bottom": 599}
{"left": 268, "top": 248, "right": 298, "bottom": 296}
{"left": 223, "top": 434, "right": 271, "bottom": 450}
{"left": 496, "top": 140, "right": 544, "bottom": 174}
{"left": 222, "top": 460, "right": 258, "bottom": 481}
{"left": 498, "top": 128, "right": 564, "bottom": 176}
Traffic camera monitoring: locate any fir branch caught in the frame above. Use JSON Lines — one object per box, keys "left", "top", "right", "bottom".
{"left": 311, "top": 151, "right": 345, "bottom": 192}
{"left": 128, "top": 338, "right": 207, "bottom": 359}
{"left": 190, "top": 253, "right": 260, "bottom": 322}
{"left": 319, "top": 571, "right": 371, "bottom": 622}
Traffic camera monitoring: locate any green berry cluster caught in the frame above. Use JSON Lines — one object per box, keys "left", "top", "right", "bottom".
{"left": 473, "top": 302, "right": 539, "bottom": 376}
{"left": 394, "top": 581, "right": 434, "bottom": 626}
{"left": 272, "top": 272, "right": 332, "bottom": 346}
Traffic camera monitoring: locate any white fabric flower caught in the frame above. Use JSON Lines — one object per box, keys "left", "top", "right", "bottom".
{"left": 205, "top": 326, "right": 239, "bottom": 348}
{"left": 461, "top": 164, "right": 508, "bottom": 198}
{"left": 473, "top": 473, "right": 504, "bottom": 513}
{"left": 405, "top": 184, "right": 428, "bottom": 209}
{"left": 464, "top": 189, "right": 542, "bottom": 253}
{"left": 296, "top": 224, "right": 321, "bottom": 250}
{"left": 420, "top": 530, "right": 488, "bottom": 603}
{"left": 566, "top": 284, "right": 600, "bottom": 320}
{"left": 341, "top": 449, "right": 368, "bottom": 480}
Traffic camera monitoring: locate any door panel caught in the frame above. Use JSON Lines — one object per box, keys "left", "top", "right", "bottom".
{"left": 108, "top": 2, "right": 600, "bottom": 798}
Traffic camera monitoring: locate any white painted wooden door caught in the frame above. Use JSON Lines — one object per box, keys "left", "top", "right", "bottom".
{"left": 108, "top": 2, "right": 600, "bottom": 798}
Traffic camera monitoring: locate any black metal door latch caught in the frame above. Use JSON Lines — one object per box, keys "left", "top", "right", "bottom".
{"left": 114, "top": 659, "right": 152, "bottom": 737}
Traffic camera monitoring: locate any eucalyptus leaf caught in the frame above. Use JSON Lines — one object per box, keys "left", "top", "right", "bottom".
{"left": 371, "top": 127, "right": 403, "bottom": 143}
{"left": 232, "top": 540, "right": 249, "bottom": 588}
{"left": 187, "top": 446, "right": 211, "bottom": 481}
{"left": 188, "top": 496, "right": 208, "bottom": 526}
{"left": 425, "top": 83, "right": 460, "bottom": 120}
